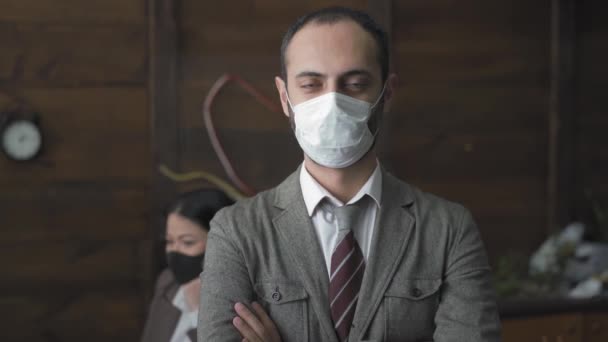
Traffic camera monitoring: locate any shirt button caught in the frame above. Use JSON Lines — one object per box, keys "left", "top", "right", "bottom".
{"left": 411, "top": 287, "right": 422, "bottom": 298}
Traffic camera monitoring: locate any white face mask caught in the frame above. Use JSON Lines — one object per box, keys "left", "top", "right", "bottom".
{"left": 287, "top": 87, "right": 385, "bottom": 168}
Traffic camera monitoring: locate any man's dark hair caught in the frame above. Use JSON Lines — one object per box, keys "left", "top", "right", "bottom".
{"left": 166, "top": 189, "right": 234, "bottom": 232}
{"left": 280, "top": 7, "right": 389, "bottom": 83}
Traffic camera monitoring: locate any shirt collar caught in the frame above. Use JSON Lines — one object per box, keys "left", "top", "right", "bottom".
{"left": 299, "top": 161, "right": 383, "bottom": 216}
{"left": 172, "top": 286, "right": 187, "bottom": 311}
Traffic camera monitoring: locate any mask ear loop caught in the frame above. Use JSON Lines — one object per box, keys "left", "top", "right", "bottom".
{"left": 370, "top": 82, "right": 388, "bottom": 110}
{"left": 285, "top": 91, "right": 295, "bottom": 112}
{"left": 368, "top": 82, "right": 388, "bottom": 136}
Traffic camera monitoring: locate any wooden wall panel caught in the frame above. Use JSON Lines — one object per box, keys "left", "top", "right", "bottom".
{"left": 392, "top": 0, "right": 549, "bottom": 85}
{"left": 0, "top": 0, "right": 149, "bottom": 340}
{"left": 391, "top": 0, "right": 551, "bottom": 261}
{"left": 0, "top": 0, "right": 145, "bottom": 25}
{"left": 0, "top": 88, "right": 148, "bottom": 183}
{"left": 502, "top": 313, "right": 584, "bottom": 342}
{"left": 2, "top": 292, "right": 141, "bottom": 342}
{"left": 0, "top": 186, "right": 147, "bottom": 241}
{"left": 0, "top": 241, "right": 141, "bottom": 292}
{"left": 0, "top": 25, "right": 146, "bottom": 85}
{"left": 576, "top": 0, "right": 608, "bottom": 215}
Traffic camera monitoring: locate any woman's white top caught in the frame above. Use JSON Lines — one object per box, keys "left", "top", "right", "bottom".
{"left": 170, "top": 286, "right": 198, "bottom": 342}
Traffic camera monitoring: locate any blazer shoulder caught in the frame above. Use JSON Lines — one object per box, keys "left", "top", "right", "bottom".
{"left": 392, "top": 175, "right": 470, "bottom": 224}
{"left": 416, "top": 186, "right": 466, "bottom": 213}
{"left": 211, "top": 187, "right": 278, "bottom": 228}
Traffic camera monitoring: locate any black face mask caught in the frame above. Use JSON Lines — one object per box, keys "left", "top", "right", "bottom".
{"left": 166, "top": 252, "right": 204, "bottom": 284}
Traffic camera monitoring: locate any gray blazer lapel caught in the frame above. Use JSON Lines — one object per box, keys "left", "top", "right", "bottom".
{"left": 272, "top": 168, "right": 339, "bottom": 342}
{"left": 353, "top": 170, "right": 416, "bottom": 340}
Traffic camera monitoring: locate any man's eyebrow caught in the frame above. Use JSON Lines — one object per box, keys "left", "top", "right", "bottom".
{"left": 340, "top": 69, "right": 373, "bottom": 78}
{"left": 295, "top": 71, "right": 324, "bottom": 78}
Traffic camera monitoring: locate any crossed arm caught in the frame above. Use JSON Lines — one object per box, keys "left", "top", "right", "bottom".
{"left": 197, "top": 215, "right": 282, "bottom": 342}
{"left": 199, "top": 207, "right": 500, "bottom": 341}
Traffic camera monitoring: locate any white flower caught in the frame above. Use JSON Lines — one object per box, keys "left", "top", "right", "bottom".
{"left": 530, "top": 236, "right": 559, "bottom": 274}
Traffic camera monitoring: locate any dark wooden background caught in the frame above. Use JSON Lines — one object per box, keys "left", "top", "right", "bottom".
{"left": 0, "top": 0, "right": 606, "bottom": 341}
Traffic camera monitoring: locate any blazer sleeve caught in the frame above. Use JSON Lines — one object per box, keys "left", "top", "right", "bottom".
{"left": 433, "top": 207, "right": 502, "bottom": 342}
{"left": 198, "top": 211, "right": 254, "bottom": 341}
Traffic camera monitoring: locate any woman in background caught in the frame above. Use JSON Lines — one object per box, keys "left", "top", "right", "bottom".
{"left": 141, "top": 189, "right": 234, "bottom": 342}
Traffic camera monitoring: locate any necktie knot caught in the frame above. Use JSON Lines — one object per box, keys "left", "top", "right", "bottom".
{"left": 333, "top": 198, "right": 365, "bottom": 232}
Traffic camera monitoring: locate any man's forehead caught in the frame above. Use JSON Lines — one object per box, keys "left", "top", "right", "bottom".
{"left": 284, "top": 20, "right": 380, "bottom": 77}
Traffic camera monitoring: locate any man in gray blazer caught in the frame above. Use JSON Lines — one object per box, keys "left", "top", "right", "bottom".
{"left": 199, "top": 6, "right": 501, "bottom": 342}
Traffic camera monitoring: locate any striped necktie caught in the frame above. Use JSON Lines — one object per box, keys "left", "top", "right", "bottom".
{"left": 329, "top": 200, "right": 366, "bottom": 341}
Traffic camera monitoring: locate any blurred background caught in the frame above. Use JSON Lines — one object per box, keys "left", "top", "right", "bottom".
{"left": 0, "top": 0, "right": 606, "bottom": 341}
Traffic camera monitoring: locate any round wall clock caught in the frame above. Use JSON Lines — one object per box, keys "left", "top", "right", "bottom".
{"left": 1, "top": 118, "right": 42, "bottom": 161}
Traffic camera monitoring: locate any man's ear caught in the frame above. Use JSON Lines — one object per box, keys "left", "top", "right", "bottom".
{"left": 382, "top": 73, "right": 398, "bottom": 113}
{"left": 274, "top": 76, "right": 290, "bottom": 118}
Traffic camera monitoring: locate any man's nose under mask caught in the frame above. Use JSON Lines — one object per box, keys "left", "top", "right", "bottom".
{"left": 287, "top": 88, "right": 385, "bottom": 169}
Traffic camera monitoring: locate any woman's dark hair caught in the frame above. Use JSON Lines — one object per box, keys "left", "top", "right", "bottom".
{"left": 166, "top": 189, "right": 234, "bottom": 232}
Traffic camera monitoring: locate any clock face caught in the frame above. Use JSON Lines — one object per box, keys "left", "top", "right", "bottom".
{"left": 2, "top": 120, "right": 42, "bottom": 160}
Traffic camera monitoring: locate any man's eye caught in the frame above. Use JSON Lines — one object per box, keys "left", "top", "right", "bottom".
{"left": 301, "top": 83, "right": 316, "bottom": 89}
{"left": 346, "top": 83, "right": 366, "bottom": 89}
{"left": 183, "top": 241, "right": 196, "bottom": 247}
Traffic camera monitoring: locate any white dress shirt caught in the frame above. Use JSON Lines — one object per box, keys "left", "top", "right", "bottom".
{"left": 170, "top": 286, "right": 198, "bottom": 342}
{"left": 299, "top": 162, "right": 383, "bottom": 276}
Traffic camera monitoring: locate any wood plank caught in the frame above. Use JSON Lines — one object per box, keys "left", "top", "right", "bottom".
{"left": 48, "top": 293, "right": 142, "bottom": 342}
{"left": 0, "top": 241, "right": 145, "bottom": 293}
{"left": 503, "top": 313, "right": 584, "bottom": 342}
{"left": 148, "top": 0, "right": 179, "bottom": 293}
{"left": 575, "top": 1, "right": 608, "bottom": 218}
{"left": 0, "top": 23, "right": 146, "bottom": 85}
{"left": 547, "top": 0, "right": 577, "bottom": 233}
{"left": 392, "top": 35, "right": 548, "bottom": 85}
{"left": 584, "top": 312, "right": 608, "bottom": 342}
{"left": 393, "top": 0, "right": 550, "bottom": 31}
{"left": 0, "top": 87, "right": 148, "bottom": 183}
{"left": 178, "top": 22, "right": 281, "bottom": 84}
{"left": 180, "top": 0, "right": 367, "bottom": 28}
{"left": 577, "top": 0, "right": 608, "bottom": 85}
{"left": 0, "top": 185, "right": 148, "bottom": 241}
{"left": 477, "top": 218, "right": 547, "bottom": 264}
{"left": 393, "top": 0, "right": 549, "bottom": 85}
{"left": 2, "top": 292, "right": 143, "bottom": 342}
{"left": 307, "top": 0, "right": 368, "bottom": 11}
{"left": 386, "top": 131, "right": 547, "bottom": 180}
{"left": 367, "top": 0, "right": 392, "bottom": 36}
{"left": 180, "top": 128, "right": 301, "bottom": 192}
{"left": 391, "top": 85, "right": 548, "bottom": 130}
{"left": 180, "top": 51, "right": 280, "bottom": 85}
{"left": 179, "top": 82, "right": 287, "bottom": 132}
{"left": 0, "top": 0, "right": 145, "bottom": 25}
{"left": 410, "top": 179, "right": 546, "bottom": 210}
{"left": 578, "top": 30, "right": 608, "bottom": 86}
{"left": 576, "top": 86, "right": 608, "bottom": 117}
